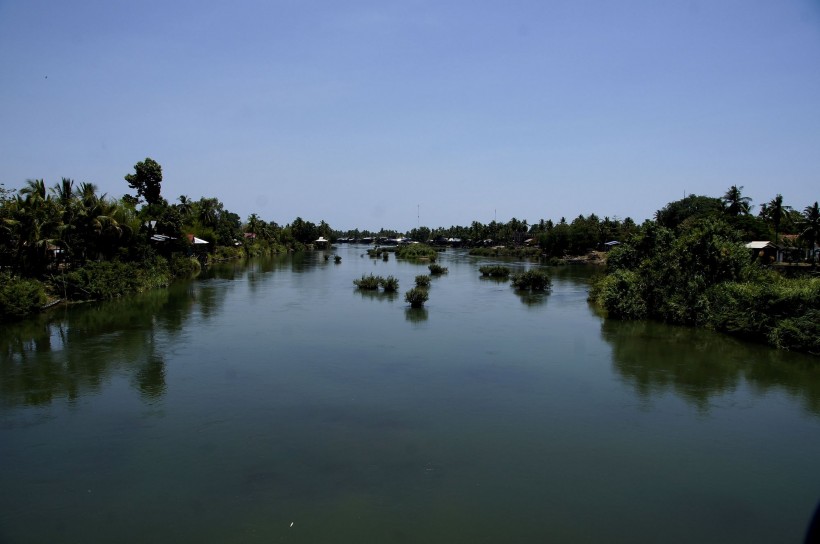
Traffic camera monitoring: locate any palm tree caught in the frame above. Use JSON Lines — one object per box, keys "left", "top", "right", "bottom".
{"left": 19, "top": 179, "right": 48, "bottom": 202}
{"left": 246, "top": 213, "right": 261, "bottom": 236}
{"left": 758, "top": 194, "right": 792, "bottom": 245}
{"left": 12, "top": 191, "right": 60, "bottom": 274}
{"left": 800, "top": 202, "right": 820, "bottom": 264}
{"left": 177, "top": 195, "right": 193, "bottom": 221}
{"left": 197, "top": 197, "right": 220, "bottom": 228}
{"left": 722, "top": 185, "right": 752, "bottom": 216}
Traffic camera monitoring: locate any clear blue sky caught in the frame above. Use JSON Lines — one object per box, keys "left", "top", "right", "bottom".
{"left": 1, "top": 0, "right": 818, "bottom": 231}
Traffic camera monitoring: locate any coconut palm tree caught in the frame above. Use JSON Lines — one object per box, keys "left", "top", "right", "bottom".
{"left": 722, "top": 185, "right": 753, "bottom": 216}
{"left": 19, "top": 179, "right": 48, "bottom": 202}
{"left": 758, "top": 194, "right": 792, "bottom": 245}
{"left": 177, "top": 195, "right": 193, "bottom": 221}
{"left": 12, "top": 190, "right": 60, "bottom": 274}
{"left": 800, "top": 202, "right": 820, "bottom": 264}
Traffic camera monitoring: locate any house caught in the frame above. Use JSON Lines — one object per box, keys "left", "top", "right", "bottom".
{"left": 745, "top": 241, "right": 778, "bottom": 263}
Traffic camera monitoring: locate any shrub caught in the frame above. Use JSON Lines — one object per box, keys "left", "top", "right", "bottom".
{"left": 590, "top": 270, "right": 647, "bottom": 319}
{"left": 705, "top": 276, "right": 820, "bottom": 352}
{"left": 334, "top": 255, "right": 342, "bottom": 263}
{"left": 0, "top": 274, "right": 47, "bottom": 320}
{"left": 380, "top": 276, "right": 399, "bottom": 292}
{"left": 428, "top": 263, "right": 448, "bottom": 275}
{"left": 61, "top": 258, "right": 171, "bottom": 301}
{"left": 511, "top": 269, "right": 552, "bottom": 291}
{"left": 396, "top": 244, "right": 437, "bottom": 260}
{"left": 354, "top": 274, "right": 382, "bottom": 290}
{"left": 415, "top": 274, "right": 431, "bottom": 287}
{"left": 170, "top": 255, "right": 201, "bottom": 277}
{"left": 405, "top": 287, "right": 429, "bottom": 308}
{"left": 479, "top": 265, "right": 511, "bottom": 277}
{"left": 767, "top": 310, "right": 820, "bottom": 354}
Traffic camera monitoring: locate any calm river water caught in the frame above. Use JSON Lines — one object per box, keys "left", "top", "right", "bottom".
{"left": 1, "top": 246, "right": 819, "bottom": 543}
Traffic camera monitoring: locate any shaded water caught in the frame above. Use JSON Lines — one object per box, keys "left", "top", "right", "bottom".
{"left": 1, "top": 247, "right": 819, "bottom": 543}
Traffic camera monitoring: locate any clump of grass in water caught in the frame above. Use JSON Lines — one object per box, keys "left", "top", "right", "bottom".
{"left": 428, "top": 263, "right": 448, "bottom": 275}
{"left": 354, "top": 274, "right": 382, "bottom": 290}
{"left": 405, "top": 287, "right": 429, "bottom": 308}
{"left": 511, "top": 269, "right": 552, "bottom": 291}
{"left": 380, "top": 276, "right": 399, "bottom": 292}
{"left": 396, "top": 244, "right": 437, "bottom": 261}
{"left": 415, "top": 275, "right": 431, "bottom": 288}
{"left": 479, "top": 265, "right": 511, "bottom": 277}
{"left": 334, "top": 255, "right": 342, "bottom": 263}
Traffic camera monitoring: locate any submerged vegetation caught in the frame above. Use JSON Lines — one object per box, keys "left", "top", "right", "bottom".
{"left": 428, "top": 263, "right": 448, "bottom": 275}
{"left": 381, "top": 276, "right": 399, "bottom": 292}
{"left": 353, "top": 274, "right": 382, "bottom": 290}
{"left": 353, "top": 274, "right": 399, "bottom": 292}
{"left": 415, "top": 275, "right": 431, "bottom": 288}
{"left": 479, "top": 265, "right": 511, "bottom": 278}
{"left": 396, "top": 244, "right": 437, "bottom": 260}
{"left": 404, "top": 287, "right": 429, "bottom": 308}
{"left": 511, "top": 269, "right": 552, "bottom": 291}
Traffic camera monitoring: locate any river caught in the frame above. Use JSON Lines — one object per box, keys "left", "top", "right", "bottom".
{"left": 1, "top": 246, "right": 819, "bottom": 543}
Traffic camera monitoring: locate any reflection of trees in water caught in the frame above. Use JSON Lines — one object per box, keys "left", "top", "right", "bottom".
{"left": 514, "top": 290, "right": 549, "bottom": 307}
{"left": 405, "top": 307, "right": 428, "bottom": 323}
{"left": 602, "top": 319, "right": 820, "bottom": 415}
{"left": 356, "top": 290, "right": 399, "bottom": 303}
{"left": 0, "top": 286, "right": 196, "bottom": 407}
{"left": 134, "top": 354, "right": 166, "bottom": 399}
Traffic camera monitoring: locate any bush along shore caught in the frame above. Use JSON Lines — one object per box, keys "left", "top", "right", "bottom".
{"left": 589, "top": 219, "right": 820, "bottom": 355}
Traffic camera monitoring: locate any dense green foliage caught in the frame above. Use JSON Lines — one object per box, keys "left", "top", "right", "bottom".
{"left": 170, "top": 255, "right": 202, "bottom": 277}
{"left": 511, "top": 269, "right": 552, "bottom": 291}
{"left": 125, "top": 158, "right": 163, "bottom": 206}
{"left": 380, "top": 276, "right": 399, "bottom": 292}
{"left": 0, "top": 273, "right": 47, "bottom": 319}
{"left": 469, "top": 247, "right": 541, "bottom": 258}
{"left": 395, "top": 243, "right": 437, "bottom": 260}
{"left": 415, "top": 275, "right": 431, "bottom": 287}
{"left": 428, "top": 264, "right": 448, "bottom": 275}
{"left": 59, "top": 258, "right": 171, "bottom": 301}
{"left": 404, "top": 287, "right": 429, "bottom": 308}
{"left": 707, "top": 278, "right": 820, "bottom": 353}
{"left": 0, "top": 159, "right": 341, "bottom": 320}
{"left": 479, "top": 265, "right": 511, "bottom": 277}
{"left": 354, "top": 274, "right": 382, "bottom": 290}
{"left": 591, "top": 216, "right": 820, "bottom": 354}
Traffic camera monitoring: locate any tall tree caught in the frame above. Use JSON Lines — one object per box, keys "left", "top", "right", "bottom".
{"left": 800, "top": 202, "right": 820, "bottom": 263}
{"left": 722, "top": 185, "right": 752, "bottom": 216}
{"left": 758, "top": 194, "right": 792, "bottom": 245}
{"left": 124, "top": 158, "right": 163, "bottom": 206}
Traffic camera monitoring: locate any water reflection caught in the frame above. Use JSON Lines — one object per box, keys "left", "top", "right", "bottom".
{"left": 404, "top": 307, "right": 429, "bottom": 323}
{"left": 0, "top": 286, "right": 195, "bottom": 407}
{"left": 601, "top": 319, "right": 820, "bottom": 415}
{"left": 355, "top": 290, "right": 399, "bottom": 303}
{"left": 514, "top": 290, "right": 549, "bottom": 307}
